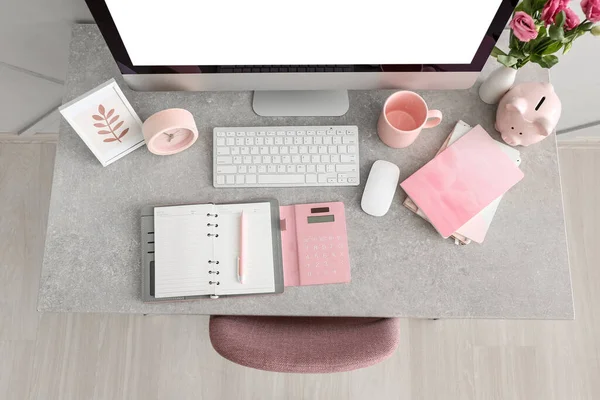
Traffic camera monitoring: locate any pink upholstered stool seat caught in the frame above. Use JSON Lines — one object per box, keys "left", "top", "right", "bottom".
{"left": 209, "top": 316, "right": 400, "bottom": 373}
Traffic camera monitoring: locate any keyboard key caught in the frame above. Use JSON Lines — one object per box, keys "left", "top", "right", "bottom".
{"left": 250, "top": 147, "right": 259, "bottom": 154}
{"left": 275, "top": 137, "right": 283, "bottom": 145}
{"left": 297, "top": 130, "right": 306, "bottom": 136}
{"left": 246, "top": 175, "right": 257, "bottom": 184}
{"left": 239, "top": 165, "right": 248, "bottom": 173}
{"left": 321, "top": 155, "right": 331, "bottom": 163}
{"left": 226, "top": 132, "right": 236, "bottom": 137}
{"left": 270, "top": 147, "right": 279, "bottom": 154}
{"left": 306, "top": 174, "right": 317, "bottom": 183}
{"left": 216, "top": 131, "right": 226, "bottom": 137}
{"left": 273, "top": 156, "right": 281, "bottom": 164}
{"left": 236, "top": 138, "right": 244, "bottom": 145}
{"left": 328, "top": 146, "right": 337, "bottom": 154}
{"left": 338, "top": 145, "right": 347, "bottom": 153}
{"left": 317, "top": 130, "right": 326, "bottom": 135}
{"left": 297, "top": 165, "right": 306, "bottom": 173}
{"left": 216, "top": 175, "right": 225, "bottom": 185}
{"left": 307, "top": 165, "right": 316, "bottom": 173}
{"left": 290, "top": 146, "right": 299, "bottom": 154}
{"left": 282, "top": 155, "right": 291, "bottom": 164}
{"left": 348, "top": 177, "right": 359, "bottom": 184}
{"left": 258, "top": 131, "right": 266, "bottom": 136}
{"left": 333, "top": 137, "right": 342, "bottom": 144}
{"left": 348, "top": 145, "right": 357, "bottom": 153}
{"left": 217, "top": 147, "right": 230, "bottom": 155}
{"left": 336, "top": 164, "right": 357, "bottom": 172}
{"left": 226, "top": 175, "right": 235, "bottom": 184}
{"left": 231, "top": 147, "right": 240, "bottom": 155}
{"left": 331, "top": 154, "right": 340, "bottom": 163}
{"left": 285, "top": 137, "right": 293, "bottom": 145}
{"left": 260, "top": 147, "right": 269, "bottom": 155}
{"left": 327, "top": 129, "right": 336, "bottom": 135}
{"left": 248, "top": 165, "right": 257, "bottom": 173}
{"left": 217, "top": 165, "right": 236, "bottom": 174}
{"left": 280, "top": 146, "right": 289, "bottom": 154}
{"left": 314, "top": 137, "right": 323, "bottom": 145}
{"left": 245, "top": 137, "right": 254, "bottom": 145}
{"left": 309, "top": 146, "right": 318, "bottom": 154}
{"left": 242, "top": 156, "right": 251, "bottom": 164}
{"left": 277, "top": 131, "right": 286, "bottom": 136}
{"left": 286, "top": 131, "right": 295, "bottom": 136}
{"left": 318, "top": 174, "right": 329, "bottom": 183}
{"left": 256, "top": 137, "right": 265, "bottom": 145}
{"left": 311, "top": 155, "right": 320, "bottom": 163}
{"left": 287, "top": 165, "right": 296, "bottom": 173}
{"left": 303, "top": 137, "right": 313, "bottom": 145}
{"left": 326, "top": 164, "right": 335, "bottom": 172}
{"left": 318, "top": 146, "right": 328, "bottom": 154}
{"left": 217, "top": 156, "right": 232, "bottom": 165}
{"left": 268, "top": 165, "right": 277, "bottom": 173}
{"left": 259, "top": 175, "right": 305, "bottom": 184}
{"left": 341, "top": 155, "right": 356, "bottom": 163}
{"left": 258, "top": 165, "right": 267, "bottom": 173}
{"left": 307, "top": 130, "right": 316, "bottom": 136}
{"left": 336, "top": 129, "right": 344, "bottom": 135}
{"left": 343, "top": 136, "right": 357, "bottom": 144}
{"left": 236, "top": 132, "right": 245, "bottom": 137}
{"left": 292, "top": 155, "right": 301, "bottom": 163}
{"left": 226, "top": 138, "right": 235, "bottom": 146}
{"left": 233, "top": 156, "right": 242, "bottom": 164}
{"left": 216, "top": 138, "right": 225, "bottom": 146}
{"left": 265, "top": 137, "right": 274, "bottom": 145}
{"left": 317, "top": 165, "right": 326, "bottom": 173}
{"left": 323, "top": 137, "right": 332, "bottom": 145}
{"left": 327, "top": 177, "right": 337, "bottom": 183}
{"left": 253, "top": 156, "right": 261, "bottom": 164}
{"left": 247, "top": 131, "right": 256, "bottom": 136}
{"left": 277, "top": 165, "right": 286, "bottom": 173}
{"left": 267, "top": 131, "right": 276, "bottom": 136}
{"left": 236, "top": 175, "right": 244, "bottom": 184}
{"left": 263, "top": 155, "right": 272, "bottom": 163}
{"left": 241, "top": 147, "right": 249, "bottom": 155}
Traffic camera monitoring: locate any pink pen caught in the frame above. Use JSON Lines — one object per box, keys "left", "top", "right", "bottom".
{"left": 237, "top": 211, "right": 246, "bottom": 284}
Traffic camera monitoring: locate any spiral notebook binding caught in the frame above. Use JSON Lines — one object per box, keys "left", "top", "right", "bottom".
{"left": 207, "top": 212, "right": 220, "bottom": 295}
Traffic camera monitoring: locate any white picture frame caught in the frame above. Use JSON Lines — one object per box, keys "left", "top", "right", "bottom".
{"left": 59, "top": 78, "right": 145, "bottom": 167}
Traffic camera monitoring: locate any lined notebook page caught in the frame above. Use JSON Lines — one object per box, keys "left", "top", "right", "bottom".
{"left": 154, "top": 204, "right": 214, "bottom": 298}
{"left": 213, "top": 202, "right": 275, "bottom": 296}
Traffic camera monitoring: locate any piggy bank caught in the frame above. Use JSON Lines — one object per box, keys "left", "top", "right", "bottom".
{"left": 495, "top": 82, "right": 562, "bottom": 147}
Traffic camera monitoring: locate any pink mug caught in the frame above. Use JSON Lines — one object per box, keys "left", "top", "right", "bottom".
{"left": 377, "top": 91, "right": 442, "bottom": 148}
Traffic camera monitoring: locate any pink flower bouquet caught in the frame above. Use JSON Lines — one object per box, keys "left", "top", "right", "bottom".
{"left": 493, "top": 0, "right": 600, "bottom": 69}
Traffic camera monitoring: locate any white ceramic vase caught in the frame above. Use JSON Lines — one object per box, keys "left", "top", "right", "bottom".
{"left": 479, "top": 66, "right": 518, "bottom": 105}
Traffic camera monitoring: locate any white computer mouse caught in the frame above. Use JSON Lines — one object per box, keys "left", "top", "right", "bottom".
{"left": 361, "top": 160, "right": 400, "bottom": 217}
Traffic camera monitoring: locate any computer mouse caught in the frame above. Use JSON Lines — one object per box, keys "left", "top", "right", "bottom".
{"left": 361, "top": 160, "right": 400, "bottom": 217}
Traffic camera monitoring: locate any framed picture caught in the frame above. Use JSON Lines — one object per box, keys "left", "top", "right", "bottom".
{"left": 59, "top": 78, "right": 145, "bottom": 167}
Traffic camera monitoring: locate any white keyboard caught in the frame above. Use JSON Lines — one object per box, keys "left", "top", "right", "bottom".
{"left": 213, "top": 126, "right": 360, "bottom": 188}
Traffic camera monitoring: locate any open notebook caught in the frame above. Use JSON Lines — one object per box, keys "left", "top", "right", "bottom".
{"left": 150, "top": 200, "right": 284, "bottom": 299}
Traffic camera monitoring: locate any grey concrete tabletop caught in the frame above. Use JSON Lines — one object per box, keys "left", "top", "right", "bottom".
{"left": 38, "top": 25, "right": 573, "bottom": 318}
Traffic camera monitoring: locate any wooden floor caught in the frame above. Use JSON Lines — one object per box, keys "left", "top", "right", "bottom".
{"left": 0, "top": 143, "right": 599, "bottom": 400}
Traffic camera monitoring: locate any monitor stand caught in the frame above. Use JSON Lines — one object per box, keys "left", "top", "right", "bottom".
{"left": 252, "top": 90, "right": 349, "bottom": 117}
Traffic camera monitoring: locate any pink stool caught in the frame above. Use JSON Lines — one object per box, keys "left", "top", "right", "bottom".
{"left": 209, "top": 316, "right": 400, "bottom": 373}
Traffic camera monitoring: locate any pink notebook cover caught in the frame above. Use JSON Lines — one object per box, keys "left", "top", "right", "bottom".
{"left": 280, "top": 202, "right": 351, "bottom": 286}
{"left": 400, "top": 125, "right": 524, "bottom": 238}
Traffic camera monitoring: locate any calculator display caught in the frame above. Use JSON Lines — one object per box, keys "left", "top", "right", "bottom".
{"left": 307, "top": 215, "right": 335, "bottom": 224}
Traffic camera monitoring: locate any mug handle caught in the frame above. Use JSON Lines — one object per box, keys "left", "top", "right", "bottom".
{"left": 424, "top": 110, "right": 442, "bottom": 128}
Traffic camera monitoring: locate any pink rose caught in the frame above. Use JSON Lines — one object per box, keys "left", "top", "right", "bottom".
{"left": 510, "top": 11, "right": 539, "bottom": 42}
{"left": 582, "top": 0, "right": 600, "bottom": 22}
{"left": 542, "top": 0, "right": 570, "bottom": 25}
{"left": 563, "top": 8, "right": 580, "bottom": 30}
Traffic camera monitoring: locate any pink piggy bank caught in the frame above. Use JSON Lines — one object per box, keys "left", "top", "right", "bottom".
{"left": 495, "top": 82, "right": 562, "bottom": 146}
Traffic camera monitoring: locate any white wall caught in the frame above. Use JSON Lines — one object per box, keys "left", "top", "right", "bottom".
{"left": 0, "top": 0, "right": 91, "bottom": 134}
{"left": 0, "top": 0, "right": 598, "bottom": 137}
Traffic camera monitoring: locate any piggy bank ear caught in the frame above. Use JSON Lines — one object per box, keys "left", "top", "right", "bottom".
{"left": 505, "top": 98, "right": 527, "bottom": 114}
{"left": 535, "top": 117, "right": 553, "bottom": 137}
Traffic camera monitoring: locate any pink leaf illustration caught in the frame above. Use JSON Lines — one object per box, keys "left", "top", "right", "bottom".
{"left": 104, "top": 137, "right": 118, "bottom": 142}
{"left": 113, "top": 121, "right": 124, "bottom": 131}
{"left": 118, "top": 128, "right": 129, "bottom": 139}
{"left": 106, "top": 109, "right": 115, "bottom": 119}
{"left": 98, "top": 104, "right": 105, "bottom": 116}
{"left": 97, "top": 130, "right": 111, "bottom": 135}
{"left": 109, "top": 115, "right": 119, "bottom": 125}
{"left": 92, "top": 115, "right": 103, "bottom": 121}
{"left": 94, "top": 123, "right": 107, "bottom": 128}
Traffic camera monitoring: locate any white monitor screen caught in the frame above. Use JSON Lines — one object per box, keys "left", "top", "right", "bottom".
{"left": 105, "top": 0, "right": 503, "bottom": 66}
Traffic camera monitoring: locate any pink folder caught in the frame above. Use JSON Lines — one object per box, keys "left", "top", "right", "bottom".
{"left": 400, "top": 125, "right": 524, "bottom": 238}
{"left": 280, "top": 202, "right": 351, "bottom": 286}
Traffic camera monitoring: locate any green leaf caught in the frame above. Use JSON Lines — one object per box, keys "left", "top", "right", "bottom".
{"left": 532, "top": 0, "right": 548, "bottom": 9}
{"left": 509, "top": 48, "right": 527, "bottom": 59}
{"left": 521, "top": 0, "right": 534, "bottom": 14}
{"left": 542, "top": 41, "right": 563, "bottom": 55}
{"left": 563, "top": 41, "right": 573, "bottom": 54}
{"left": 530, "top": 53, "right": 547, "bottom": 67}
{"left": 549, "top": 25, "right": 565, "bottom": 42}
{"left": 497, "top": 55, "right": 519, "bottom": 68}
{"left": 580, "top": 22, "right": 595, "bottom": 31}
{"left": 542, "top": 54, "right": 560, "bottom": 68}
{"left": 555, "top": 11, "right": 566, "bottom": 28}
{"left": 491, "top": 46, "right": 508, "bottom": 58}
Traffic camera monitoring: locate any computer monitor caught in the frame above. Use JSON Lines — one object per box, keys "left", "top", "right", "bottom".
{"left": 86, "top": 0, "right": 517, "bottom": 116}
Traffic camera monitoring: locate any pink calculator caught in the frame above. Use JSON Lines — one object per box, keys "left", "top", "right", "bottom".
{"left": 280, "top": 202, "right": 351, "bottom": 286}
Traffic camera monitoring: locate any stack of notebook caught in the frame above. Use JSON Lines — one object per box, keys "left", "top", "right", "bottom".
{"left": 401, "top": 121, "right": 524, "bottom": 245}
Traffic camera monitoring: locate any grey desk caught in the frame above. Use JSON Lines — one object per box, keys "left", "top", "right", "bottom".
{"left": 38, "top": 25, "right": 573, "bottom": 318}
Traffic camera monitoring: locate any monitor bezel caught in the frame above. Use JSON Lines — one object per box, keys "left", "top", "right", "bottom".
{"left": 86, "top": 0, "right": 518, "bottom": 75}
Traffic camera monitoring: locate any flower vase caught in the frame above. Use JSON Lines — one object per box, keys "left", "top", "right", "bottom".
{"left": 479, "top": 66, "right": 518, "bottom": 105}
